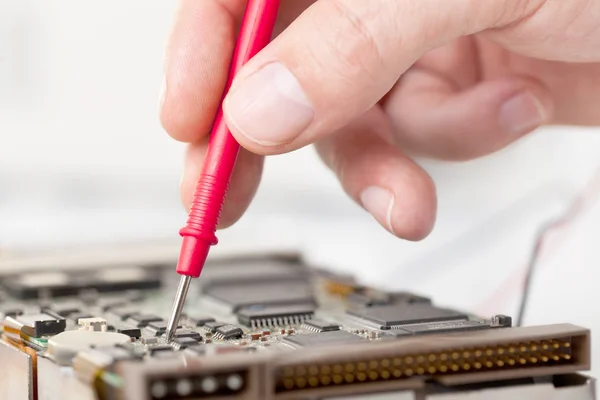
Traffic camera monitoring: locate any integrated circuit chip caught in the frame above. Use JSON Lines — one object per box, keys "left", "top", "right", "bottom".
{"left": 302, "top": 319, "right": 340, "bottom": 332}
{"left": 283, "top": 330, "right": 365, "bottom": 348}
{"left": 206, "top": 281, "right": 315, "bottom": 311}
{"left": 17, "top": 312, "right": 67, "bottom": 337}
{"left": 237, "top": 304, "right": 315, "bottom": 328}
{"left": 214, "top": 324, "right": 244, "bottom": 340}
{"left": 394, "top": 320, "right": 491, "bottom": 335}
{"left": 346, "top": 303, "right": 468, "bottom": 329}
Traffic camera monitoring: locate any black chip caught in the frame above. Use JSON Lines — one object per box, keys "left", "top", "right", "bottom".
{"left": 185, "top": 315, "right": 216, "bottom": 327}
{"left": 173, "top": 329, "right": 202, "bottom": 341}
{"left": 346, "top": 303, "right": 468, "bottom": 329}
{"left": 302, "top": 319, "right": 340, "bottom": 332}
{"left": 115, "top": 325, "right": 142, "bottom": 338}
{"left": 145, "top": 321, "right": 181, "bottom": 337}
{"left": 397, "top": 320, "right": 491, "bottom": 335}
{"left": 125, "top": 314, "right": 163, "bottom": 328}
{"left": 215, "top": 324, "right": 244, "bottom": 339}
{"left": 17, "top": 312, "right": 66, "bottom": 337}
{"left": 283, "top": 331, "right": 365, "bottom": 348}
{"left": 205, "top": 281, "right": 315, "bottom": 311}
{"left": 172, "top": 337, "right": 200, "bottom": 349}
{"left": 149, "top": 345, "right": 175, "bottom": 355}
{"left": 237, "top": 304, "right": 315, "bottom": 328}
{"left": 204, "top": 321, "right": 226, "bottom": 333}
{"left": 184, "top": 344, "right": 207, "bottom": 355}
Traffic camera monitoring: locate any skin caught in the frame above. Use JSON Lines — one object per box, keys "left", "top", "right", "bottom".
{"left": 160, "top": 0, "right": 600, "bottom": 240}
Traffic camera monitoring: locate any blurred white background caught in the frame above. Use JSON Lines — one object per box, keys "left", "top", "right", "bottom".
{"left": 1, "top": 0, "right": 600, "bottom": 375}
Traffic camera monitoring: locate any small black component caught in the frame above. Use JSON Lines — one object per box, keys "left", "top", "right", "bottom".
{"left": 172, "top": 337, "right": 199, "bottom": 349}
{"left": 492, "top": 315, "right": 513, "bottom": 328}
{"left": 173, "top": 329, "right": 202, "bottom": 341}
{"left": 283, "top": 330, "right": 365, "bottom": 348}
{"left": 346, "top": 303, "right": 468, "bottom": 329}
{"left": 145, "top": 321, "right": 181, "bottom": 337}
{"left": 302, "top": 319, "right": 340, "bottom": 332}
{"left": 215, "top": 324, "right": 244, "bottom": 340}
{"left": 69, "top": 312, "right": 94, "bottom": 323}
{"left": 237, "top": 304, "right": 315, "bottom": 328}
{"left": 185, "top": 315, "right": 216, "bottom": 327}
{"left": 390, "top": 320, "right": 491, "bottom": 336}
{"left": 109, "top": 307, "right": 138, "bottom": 320}
{"left": 42, "top": 302, "right": 81, "bottom": 318}
{"left": 184, "top": 344, "right": 207, "bottom": 355}
{"left": 149, "top": 345, "right": 174, "bottom": 355}
{"left": 204, "top": 321, "right": 226, "bottom": 333}
{"left": 115, "top": 325, "right": 142, "bottom": 339}
{"left": 206, "top": 281, "right": 315, "bottom": 311}
{"left": 125, "top": 314, "right": 163, "bottom": 328}
{"left": 17, "top": 312, "right": 66, "bottom": 337}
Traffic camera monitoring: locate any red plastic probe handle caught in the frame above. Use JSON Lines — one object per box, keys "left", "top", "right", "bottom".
{"left": 176, "top": 0, "right": 280, "bottom": 277}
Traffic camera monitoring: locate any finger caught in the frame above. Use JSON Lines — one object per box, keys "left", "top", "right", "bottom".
{"left": 160, "top": 0, "right": 246, "bottom": 143}
{"left": 181, "top": 142, "right": 264, "bottom": 229}
{"left": 222, "top": 0, "right": 543, "bottom": 155}
{"left": 316, "top": 108, "right": 436, "bottom": 241}
{"left": 384, "top": 69, "right": 553, "bottom": 160}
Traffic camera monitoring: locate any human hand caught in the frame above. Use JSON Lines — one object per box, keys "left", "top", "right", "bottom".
{"left": 160, "top": 0, "right": 600, "bottom": 240}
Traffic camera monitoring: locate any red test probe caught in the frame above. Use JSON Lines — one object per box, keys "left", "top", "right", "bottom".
{"left": 165, "top": 0, "right": 281, "bottom": 342}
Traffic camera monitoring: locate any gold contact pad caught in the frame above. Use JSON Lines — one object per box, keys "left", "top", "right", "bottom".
{"left": 276, "top": 339, "right": 573, "bottom": 392}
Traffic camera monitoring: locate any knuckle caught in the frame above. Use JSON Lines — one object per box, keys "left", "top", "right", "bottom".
{"left": 313, "top": 0, "right": 387, "bottom": 83}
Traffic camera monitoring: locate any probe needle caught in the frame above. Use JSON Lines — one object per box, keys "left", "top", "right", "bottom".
{"left": 165, "top": 275, "right": 191, "bottom": 342}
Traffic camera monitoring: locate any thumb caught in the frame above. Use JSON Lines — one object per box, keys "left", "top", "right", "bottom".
{"left": 222, "top": 0, "right": 544, "bottom": 155}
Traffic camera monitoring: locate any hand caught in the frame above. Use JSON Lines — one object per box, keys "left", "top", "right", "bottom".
{"left": 160, "top": 0, "right": 600, "bottom": 240}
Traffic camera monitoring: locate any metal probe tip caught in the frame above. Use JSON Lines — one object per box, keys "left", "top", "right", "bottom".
{"left": 165, "top": 275, "right": 192, "bottom": 342}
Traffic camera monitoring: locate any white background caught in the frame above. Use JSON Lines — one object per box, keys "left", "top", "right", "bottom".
{"left": 1, "top": 0, "right": 600, "bottom": 376}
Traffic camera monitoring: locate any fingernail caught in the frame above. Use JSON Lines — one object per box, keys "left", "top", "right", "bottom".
{"left": 159, "top": 76, "right": 167, "bottom": 111}
{"left": 499, "top": 91, "right": 547, "bottom": 135}
{"left": 360, "top": 186, "right": 396, "bottom": 235}
{"left": 224, "top": 62, "right": 314, "bottom": 146}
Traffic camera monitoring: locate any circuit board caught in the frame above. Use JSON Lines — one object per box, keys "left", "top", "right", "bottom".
{"left": 0, "top": 249, "right": 594, "bottom": 400}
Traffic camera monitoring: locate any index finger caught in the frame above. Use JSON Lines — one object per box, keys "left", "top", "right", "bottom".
{"left": 160, "top": 0, "right": 247, "bottom": 143}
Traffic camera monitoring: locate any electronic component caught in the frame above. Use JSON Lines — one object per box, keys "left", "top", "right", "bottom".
{"left": 301, "top": 319, "right": 341, "bottom": 332}
{"left": 77, "top": 317, "right": 107, "bottom": 332}
{"left": 172, "top": 337, "right": 200, "bottom": 349}
{"left": 125, "top": 314, "right": 163, "bottom": 328}
{"left": 206, "top": 281, "right": 315, "bottom": 311}
{"left": 204, "top": 321, "right": 226, "bottom": 333}
{"left": 1, "top": 249, "right": 594, "bottom": 400}
{"left": 214, "top": 324, "right": 244, "bottom": 340}
{"left": 184, "top": 315, "right": 216, "bottom": 327}
{"left": 46, "top": 330, "right": 131, "bottom": 366}
{"left": 172, "top": 329, "right": 202, "bottom": 341}
{"left": 347, "top": 303, "right": 468, "bottom": 329}
{"left": 237, "top": 304, "right": 315, "bottom": 328}
{"left": 13, "top": 312, "right": 67, "bottom": 337}
{"left": 283, "top": 330, "right": 365, "bottom": 348}
{"left": 115, "top": 325, "right": 142, "bottom": 339}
